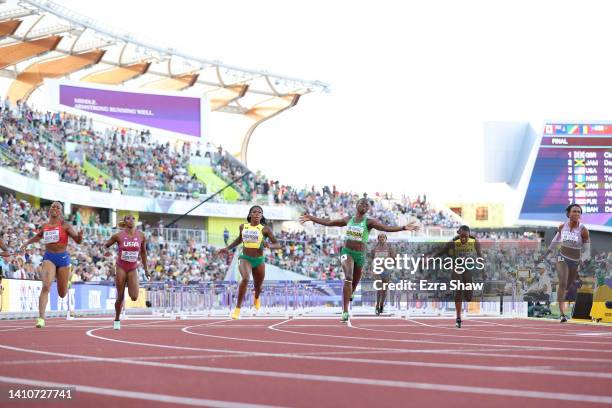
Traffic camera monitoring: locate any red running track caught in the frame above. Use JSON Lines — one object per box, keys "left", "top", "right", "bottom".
{"left": 0, "top": 317, "right": 611, "bottom": 407}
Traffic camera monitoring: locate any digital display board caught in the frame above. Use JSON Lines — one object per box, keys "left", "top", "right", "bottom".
{"left": 47, "top": 79, "right": 206, "bottom": 140}
{"left": 520, "top": 123, "right": 612, "bottom": 229}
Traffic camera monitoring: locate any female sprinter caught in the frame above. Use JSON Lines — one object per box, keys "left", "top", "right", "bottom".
{"left": 300, "top": 198, "right": 419, "bottom": 322}
{"left": 539, "top": 204, "right": 590, "bottom": 322}
{"left": 103, "top": 215, "right": 150, "bottom": 330}
{"left": 220, "top": 206, "right": 281, "bottom": 319}
{"left": 20, "top": 202, "right": 83, "bottom": 328}
{"left": 431, "top": 225, "right": 483, "bottom": 328}
{"left": 371, "top": 233, "right": 396, "bottom": 315}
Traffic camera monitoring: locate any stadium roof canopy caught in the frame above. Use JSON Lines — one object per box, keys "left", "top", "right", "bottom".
{"left": 0, "top": 0, "right": 328, "bottom": 162}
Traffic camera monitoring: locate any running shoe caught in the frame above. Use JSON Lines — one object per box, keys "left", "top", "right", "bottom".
{"left": 341, "top": 311, "right": 349, "bottom": 322}
{"left": 379, "top": 305, "right": 384, "bottom": 314}
{"left": 560, "top": 314, "right": 568, "bottom": 323}
{"left": 455, "top": 318, "right": 462, "bottom": 328}
{"left": 375, "top": 307, "right": 380, "bottom": 316}
{"left": 35, "top": 318, "right": 45, "bottom": 328}
{"left": 231, "top": 308, "right": 241, "bottom": 320}
{"left": 254, "top": 297, "right": 261, "bottom": 311}
{"left": 113, "top": 320, "right": 121, "bottom": 330}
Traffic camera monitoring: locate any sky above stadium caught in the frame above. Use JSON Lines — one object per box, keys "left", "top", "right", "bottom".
{"left": 58, "top": 0, "right": 612, "bottom": 208}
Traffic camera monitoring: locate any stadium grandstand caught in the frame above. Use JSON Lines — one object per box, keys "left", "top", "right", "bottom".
{"left": 0, "top": 0, "right": 468, "bottom": 307}
{"left": 0, "top": 1, "right": 610, "bottom": 407}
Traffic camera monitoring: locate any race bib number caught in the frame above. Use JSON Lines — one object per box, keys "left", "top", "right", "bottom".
{"left": 121, "top": 251, "right": 139, "bottom": 263}
{"left": 561, "top": 231, "right": 578, "bottom": 245}
{"left": 43, "top": 229, "right": 60, "bottom": 244}
{"left": 345, "top": 225, "right": 364, "bottom": 241}
{"left": 242, "top": 230, "right": 259, "bottom": 243}
{"left": 374, "top": 251, "right": 389, "bottom": 258}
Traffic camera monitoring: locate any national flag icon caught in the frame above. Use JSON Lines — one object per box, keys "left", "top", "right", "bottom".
{"left": 582, "top": 125, "right": 589, "bottom": 134}
{"left": 555, "top": 124, "right": 566, "bottom": 133}
{"left": 568, "top": 125, "right": 579, "bottom": 134}
{"left": 574, "top": 166, "right": 586, "bottom": 175}
{"left": 591, "top": 124, "right": 606, "bottom": 134}
{"left": 574, "top": 174, "right": 586, "bottom": 183}
{"left": 574, "top": 189, "right": 586, "bottom": 198}
{"left": 574, "top": 198, "right": 587, "bottom": 205}
{"left": 545, "top": 124, "right": 553, "bottom": 134}
{"left": 574, "top": 159, "right": 585, "bottom": 166}
{"left": 575, "top": 182, "right": 586, "bottom": 190}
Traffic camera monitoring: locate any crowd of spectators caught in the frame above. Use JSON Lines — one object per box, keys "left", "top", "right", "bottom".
{"left": 0, "top": 101, "right": 110, "bottom": 191}
{"left": 474, "top": 231, "right": 540, "bottom": 240}
{"left": 79, "top": 128, "right": 207, "bottom": 197}
{"left": 214, "top": 151, "right": 460, "bottom": 228}
{"left": 0, "top": 100, "right": 208, "bottom": 198}
{"left": 0, "top": 98, "right": 462, "bottom": 229}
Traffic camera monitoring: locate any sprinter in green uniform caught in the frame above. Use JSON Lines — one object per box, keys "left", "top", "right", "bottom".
{"left": 300, "top": 198, "right": 419, "bottom": 322}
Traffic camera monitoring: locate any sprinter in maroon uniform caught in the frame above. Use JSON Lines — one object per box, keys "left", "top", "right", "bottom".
{"left": 103, "top": 215, "right": 149, "bottom": 330}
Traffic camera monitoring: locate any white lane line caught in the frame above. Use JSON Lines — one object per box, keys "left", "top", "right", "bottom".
{"left": 181, "top": 323, "right": 468, "bottom": 352}
{"left": 354, "top": 319, "right": 612, "bottom": 345}
{"left": 0, "top": 375, "right": 285, "bottom": 408}
{"left": 90, "top": 324, "right": 493, "bottom": 355}
{"left": 84, "top": 322, "right": 612, "bottom": 380}
{"left": 268, "top": 320, "right": 610, "bottom": 354}
{"left": 181, "top": 328, "right": 612, "bottom": 379}
{"left": 0, "top": 345, "right": 611, "bottom": 405}
{"left": 184, "top": 322, "right": 537, "bottom": 353}
{"left": 393, "top": 321, "right": 612, "bottom": 338}
{"left": 0, "top": 327, "right": 27, "bottom": 333}
{"left": 470, "top": 319, "right": 612, "bottom": 335}
{"left": 446, "top": 351, "right": 612, "bottom": 365}
{"left": 3, "top": 347, "right": 523, "bottom": 367}
{"left": 0, "top": 354, "right": 254, "bottom": 366}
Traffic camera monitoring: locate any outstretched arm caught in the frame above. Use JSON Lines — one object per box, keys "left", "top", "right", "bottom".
{"left": 220, "top": 225, "right": 243, "bottom": 253}
{"left": 299, "top": 213, "right": 349, "bottom": 227}
{"left": 368, "top": 218, "right": 420, "bottom": 233}
{"left": 539, "top": 224, "right": 563, "bottom": 261}
{"left": 65, "top": 223, "right": 83, "bottom": 244}
{"left": 263, "top": 226, "right": 282, "bottom": 250}
{"left": 20, "top": 229, "right": 43, "bottom": 251}
{"left": 102, "top": 233, "right": 119, "bottom": 257}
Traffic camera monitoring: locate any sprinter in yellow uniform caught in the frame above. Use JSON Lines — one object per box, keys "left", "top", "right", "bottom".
{"left": 220, "top": 206, "right": 281, "bottom": 319}
{"left": 433, "top": 225, "right": 483, "bottom": 328}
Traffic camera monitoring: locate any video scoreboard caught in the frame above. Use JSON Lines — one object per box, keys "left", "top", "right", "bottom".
{"left": 520, "top": 123, "right": 612, "bottom": 229}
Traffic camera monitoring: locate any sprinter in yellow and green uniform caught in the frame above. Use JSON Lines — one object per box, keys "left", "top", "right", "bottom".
{"left": 300, "top": 198, "right": 420, "bottom": 322}
{"left": 432, "top": 225, "right": 483, "bottom": 328}
{"left": 220, "top": 206, "right": 281, "bottom": 319}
